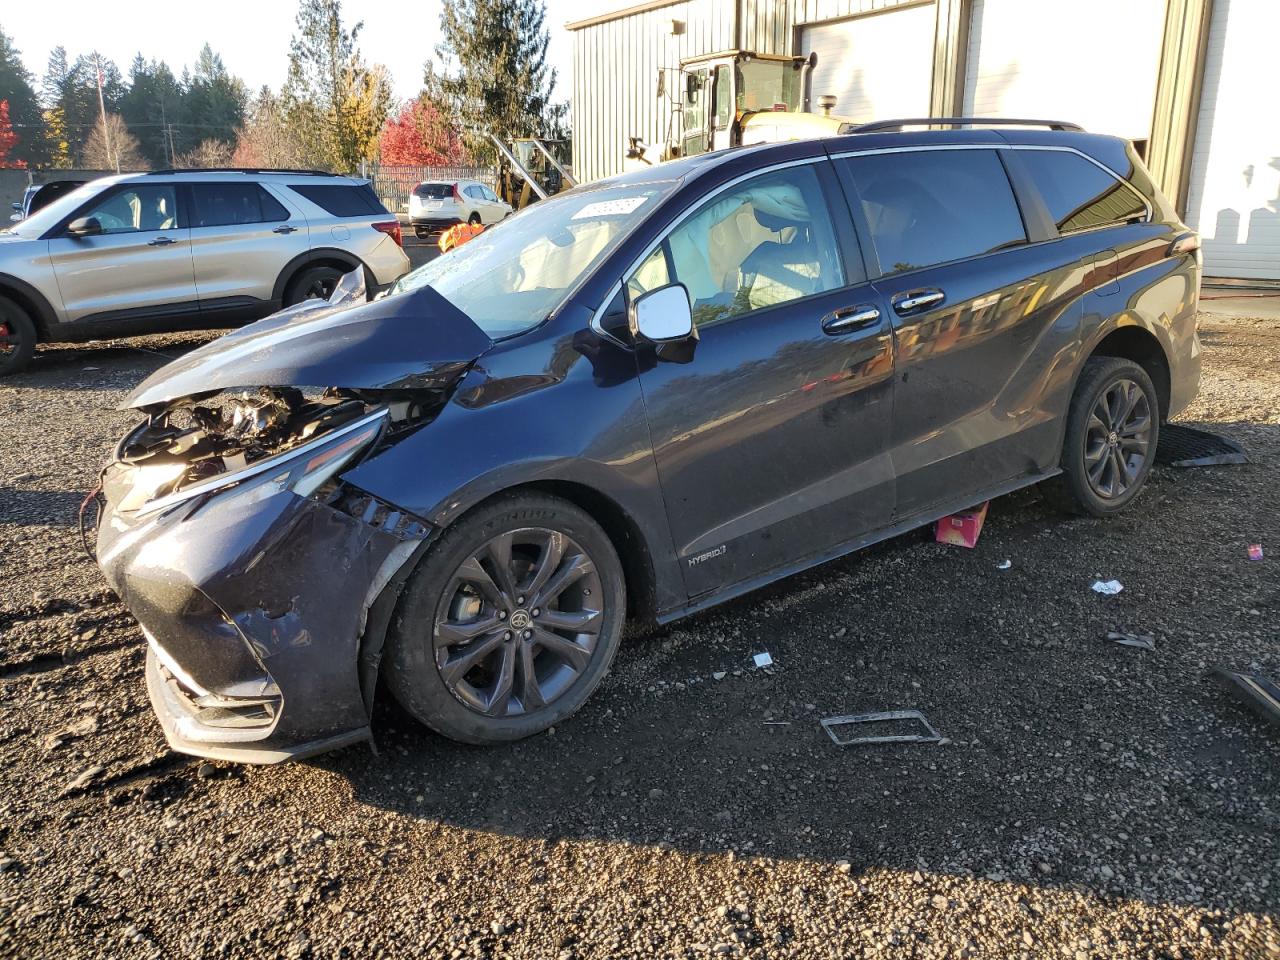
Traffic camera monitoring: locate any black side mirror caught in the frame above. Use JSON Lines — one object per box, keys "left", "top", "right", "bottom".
{"left": 66, "top": 216, "right": 103, "bottom": 238}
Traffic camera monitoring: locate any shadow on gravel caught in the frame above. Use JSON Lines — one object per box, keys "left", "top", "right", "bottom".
{"left": 14, "top": 334, "right": 222, "bottom": 387}
{"left": 0, "top": 487, "right": 89, "bottom": 527}
{"left": 320, "top": 436, "right": 1278, "bottom": 919}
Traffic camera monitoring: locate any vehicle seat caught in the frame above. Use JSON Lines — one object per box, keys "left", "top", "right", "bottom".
{"left": 737, "top": 209, "right": 820, "bottom": 310}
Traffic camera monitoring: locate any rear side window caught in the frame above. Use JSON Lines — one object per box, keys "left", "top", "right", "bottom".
{"left": 415, "top": 183, "right": 454, "bottom": 199}
{"left": 288, "top": 182, "right": 387, "bottom": 217}
{"left": 1017, "top": 150, "right": 1148, "bottom": 234}
{"left": 842, "top": 149, "right": 1026, "bottom": 275}
{"left": 190, "top": 183, "right": 289, "bottom": 227}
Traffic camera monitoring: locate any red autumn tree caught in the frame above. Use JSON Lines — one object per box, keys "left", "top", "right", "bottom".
{"left": 378, "top": 99, "right": 467, "bottom": 165}
{"left": 0, "top": 100, "right": 23, "bottom": 169}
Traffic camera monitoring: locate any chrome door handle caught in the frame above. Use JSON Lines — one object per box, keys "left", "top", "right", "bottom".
{"left": 273, "top": 225, "right": 298, "bottom": 234}
{"left": 147, "top": 236, "right": 175, "bottom": 246}
{"left": 821, "top": 304, "right": 881, "bottom": 335}
{"left": 892, "top": 289, "right": 945, "bottom": 315}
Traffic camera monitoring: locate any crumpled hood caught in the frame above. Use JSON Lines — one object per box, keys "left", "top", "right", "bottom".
{"left": 125, "top": 286, "right": 493, "bottom": 410}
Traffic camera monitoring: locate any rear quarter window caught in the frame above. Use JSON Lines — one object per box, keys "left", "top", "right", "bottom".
{"left": 1017, "top": 150, "right": 1148, "bottom": 234}
{"left": 841, "top": 149, "right": 1026, "bottom": 275}
{"left": 287, "top": 182, "right": 388, "bottom": 217}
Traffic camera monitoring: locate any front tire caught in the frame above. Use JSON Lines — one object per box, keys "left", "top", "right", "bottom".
{"left": 1043, "top": 356, "right": 1159, "bottom": 516}
{"left": 467, "top": 212, "right": 482, "bottom": 226}
{"left": 386, "top": 492, "right": 626, "bottom": 744}
{"left": 0, "top": 295, "right": 37, "bottom": 377}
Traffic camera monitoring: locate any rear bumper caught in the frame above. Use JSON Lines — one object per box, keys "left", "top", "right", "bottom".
{"left": 410, "top": 217, "right": 463, "bottom": 231}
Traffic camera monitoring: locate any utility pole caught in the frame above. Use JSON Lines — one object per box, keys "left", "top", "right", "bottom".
{"left": 94, "top": 52, "right": 118, "bottom": 173}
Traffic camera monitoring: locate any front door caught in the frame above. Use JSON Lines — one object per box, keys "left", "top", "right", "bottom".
{"left": 630, "top": 161, "right": 896, "bottom": 598}
{"left": 47, "top": 182, "right": 198, "bottom": 324}
{"left": 710, "top": 64, "right": 735, "bottom": 152}
{"left": 681, "top": 68, "right": 711, "bottom": 158}
{"left": 186, "top": 181, "right": 310, "bottom": 312}
{"left": 833, "top": 146, "right": 1079, "bottom": 517}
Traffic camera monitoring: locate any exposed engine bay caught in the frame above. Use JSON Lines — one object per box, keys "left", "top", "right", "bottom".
{"left": 106, "top": 387, "right": 442, "bottom": 514}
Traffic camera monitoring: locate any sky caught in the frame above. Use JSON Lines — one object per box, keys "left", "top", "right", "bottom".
{"left": 2, "top": 0, "right": 583, "bottom": 105}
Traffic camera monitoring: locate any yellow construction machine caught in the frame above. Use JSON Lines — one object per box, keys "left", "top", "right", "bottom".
{"left": 626, "top": 50, "right": 855, "bottom": 171}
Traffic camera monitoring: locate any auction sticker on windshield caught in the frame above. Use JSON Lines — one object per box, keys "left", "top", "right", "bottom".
{"left": 571, "top": 197, "right": 648, "bottom": 220}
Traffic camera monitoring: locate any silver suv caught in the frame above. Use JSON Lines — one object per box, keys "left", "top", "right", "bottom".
{"left": 0, "top": 169, "right": 411, "bottom": 375}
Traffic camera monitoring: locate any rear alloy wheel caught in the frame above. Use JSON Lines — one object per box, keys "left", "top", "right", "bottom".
{"left": 284, "top": 265, "right": 345, "bottom": 305}
{"left": 1043, "top": 356, "right": 1159, "bottom": 516}
{"left": 386, "top": 493, "right": 625, "bottom": 744}
{"left": 0, "top": 295, "right": 37, "bottom": 377}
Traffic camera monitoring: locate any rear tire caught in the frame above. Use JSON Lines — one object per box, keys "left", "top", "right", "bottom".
{"left": 385, "top": 492, "right": 626, "bottom": 745}
{"left": 284, "top": 265, "right": 345, "bottom": 306}
{"left": 0, "top": 295, "right": 37, "bottom": 377}
{"left": 467, "top": 212, "right": 482, "bottom": 226}
{"left": 1042, "top": 356, "right": 1160, "bottom": 516}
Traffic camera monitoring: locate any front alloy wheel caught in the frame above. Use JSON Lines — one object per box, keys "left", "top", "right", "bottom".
{"left": 386, "top": 493, "right": 625, "bottom": 744}
{"left": 435, "top": 529, "right": 603, "bottom": 717}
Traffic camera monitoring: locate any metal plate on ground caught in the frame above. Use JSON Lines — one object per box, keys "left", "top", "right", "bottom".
{"left": 1156, "top": 425, "right": 1249, "bottom": 467}
{"left": 820, "top": 709, "right": 943, "bottom": 746}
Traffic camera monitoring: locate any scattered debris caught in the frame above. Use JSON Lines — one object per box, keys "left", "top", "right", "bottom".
{"left": 1211, "top": 668, "right": 1280, "bottom": 727}
{"left": 752, "top": 651, "right": 773, "bottom": 669}
{"left": 935, "top": 501, "right": 989, "bottom": 548}
{"left": 62, "top": 764, "right": 105, "bottom": 795}
{"left": 1155, "top": 424, "right": 1249, "bottom": 467}
{"left": 1248, "top": 543, "right": 1264, "bottom": 561}
{"left": 712, "top": 671, "right": 727, "bottom": 681}
{"left": 1106, "top": 631, "right": 1156, "bottom": 650}
{"left": 996, "top": 559, "right": 1012, "bottom": 570}
{"left": 820, "top": 710, "right": 944, "bottom": 747}
{"left": 1092, "top": 580, "right": 1124, "bottom": 595}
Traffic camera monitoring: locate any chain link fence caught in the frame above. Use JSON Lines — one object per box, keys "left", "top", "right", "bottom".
{"left": 362, "top": 163, "right": 498, "bottom": 214}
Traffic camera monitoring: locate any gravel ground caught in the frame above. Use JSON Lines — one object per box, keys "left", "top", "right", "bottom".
{"left": 0, "top": 313, "right": 1277, "bottom": 959}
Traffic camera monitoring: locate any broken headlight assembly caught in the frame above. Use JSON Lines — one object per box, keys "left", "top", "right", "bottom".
{"left": 108, "top": 389, "right": 394, "bottom": 517}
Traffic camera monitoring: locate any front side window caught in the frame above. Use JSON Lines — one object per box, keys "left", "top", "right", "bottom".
{"left": 78, "top": 184, "right": 179, "bottom": 234}
{"left": 388, "top": 181, "right": 676, "bottom": 338}
{"left": 1017, "top": 149, "right": 1147, "bottom": 234}
{"left": 190, "top": 183, "right": 289, "bottom": 227}
{"left": 843, "top": 149, "right": 1026, "bottom": 275}
{"left": 632, "top": 164, "right": 845, "bottom": 329}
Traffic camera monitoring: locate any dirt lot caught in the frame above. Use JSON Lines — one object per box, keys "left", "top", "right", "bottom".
{"left": 1, "top": 312, "right": 1277, "bottom": 959}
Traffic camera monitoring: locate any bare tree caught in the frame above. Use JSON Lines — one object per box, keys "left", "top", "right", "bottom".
{"left": 232, "top": 88, "right": 313, "bottom": 168}
{"left": 81, "top": 113, "right": 148, "bottom": 170}
{"left": 173, "top": 137, "right": 234, "bottom": 168}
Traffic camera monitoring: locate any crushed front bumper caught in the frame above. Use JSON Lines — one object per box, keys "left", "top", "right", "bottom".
{"left": 98, "top": 478, "right": 428, "bottom": 763}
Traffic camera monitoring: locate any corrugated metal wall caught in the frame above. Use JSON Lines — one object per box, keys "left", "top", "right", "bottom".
{"left": 571, "top": 0, "right": 920, "bottom": 183}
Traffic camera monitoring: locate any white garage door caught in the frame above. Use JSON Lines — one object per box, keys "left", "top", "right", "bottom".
{"left": 800, "top": 3, "right": 937, "bottom": 124}
{"left": 1183, "top": 0, "right": 1280, "bottom": 280}
{"left": 963, "top": 0, "right": 1166, "bottom": 140}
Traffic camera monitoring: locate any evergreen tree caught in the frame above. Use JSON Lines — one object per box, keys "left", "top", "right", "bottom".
{"left": 120, "top": 55, "right": 183, "bottom": 167}
{"left": 182, "top": 45, "right": 248, "bottom": 154}
{"left": 0, "top": 28, "right": 46, "bottom": 166}
{"left": 284, "top": 0, "right": 393, "bottom": 171}
{"left": 429, "top": 0, "right": 566, "bottom": 162}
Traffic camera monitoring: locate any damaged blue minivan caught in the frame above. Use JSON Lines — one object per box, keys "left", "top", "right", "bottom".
{"left": 96, "top": 122, "right": 1202, "bottom": 762}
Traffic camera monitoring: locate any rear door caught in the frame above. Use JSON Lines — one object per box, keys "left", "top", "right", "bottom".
{"left": 187, "top": 181, "right": 309, "bottom": 311}
{"left": 833, "top": 146, "right": 1082, "bottom": 517}
{"left": 629, "top": 160, "right": 896, "bottom": 597}
{"left": 46, "top": 181, "right": 198, "bottom": 324}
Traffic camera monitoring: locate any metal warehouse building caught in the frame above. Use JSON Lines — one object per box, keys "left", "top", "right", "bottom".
{"left": 569, "top": 0, "right": 1278, "bottom": 282}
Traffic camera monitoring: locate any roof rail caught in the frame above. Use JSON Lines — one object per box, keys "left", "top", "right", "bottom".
{"left": 853, "top": 117, "right": 1084, "bottom": 134}
{"left": 145, "top": 167, "right": 336, "bottom": 176}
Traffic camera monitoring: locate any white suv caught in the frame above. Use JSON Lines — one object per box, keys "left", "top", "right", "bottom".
{"left": 408, "top": 179, "right": 512, "bottom": 238}
{"left": 0, "top": 169, "right": 411, "bottom": 375}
